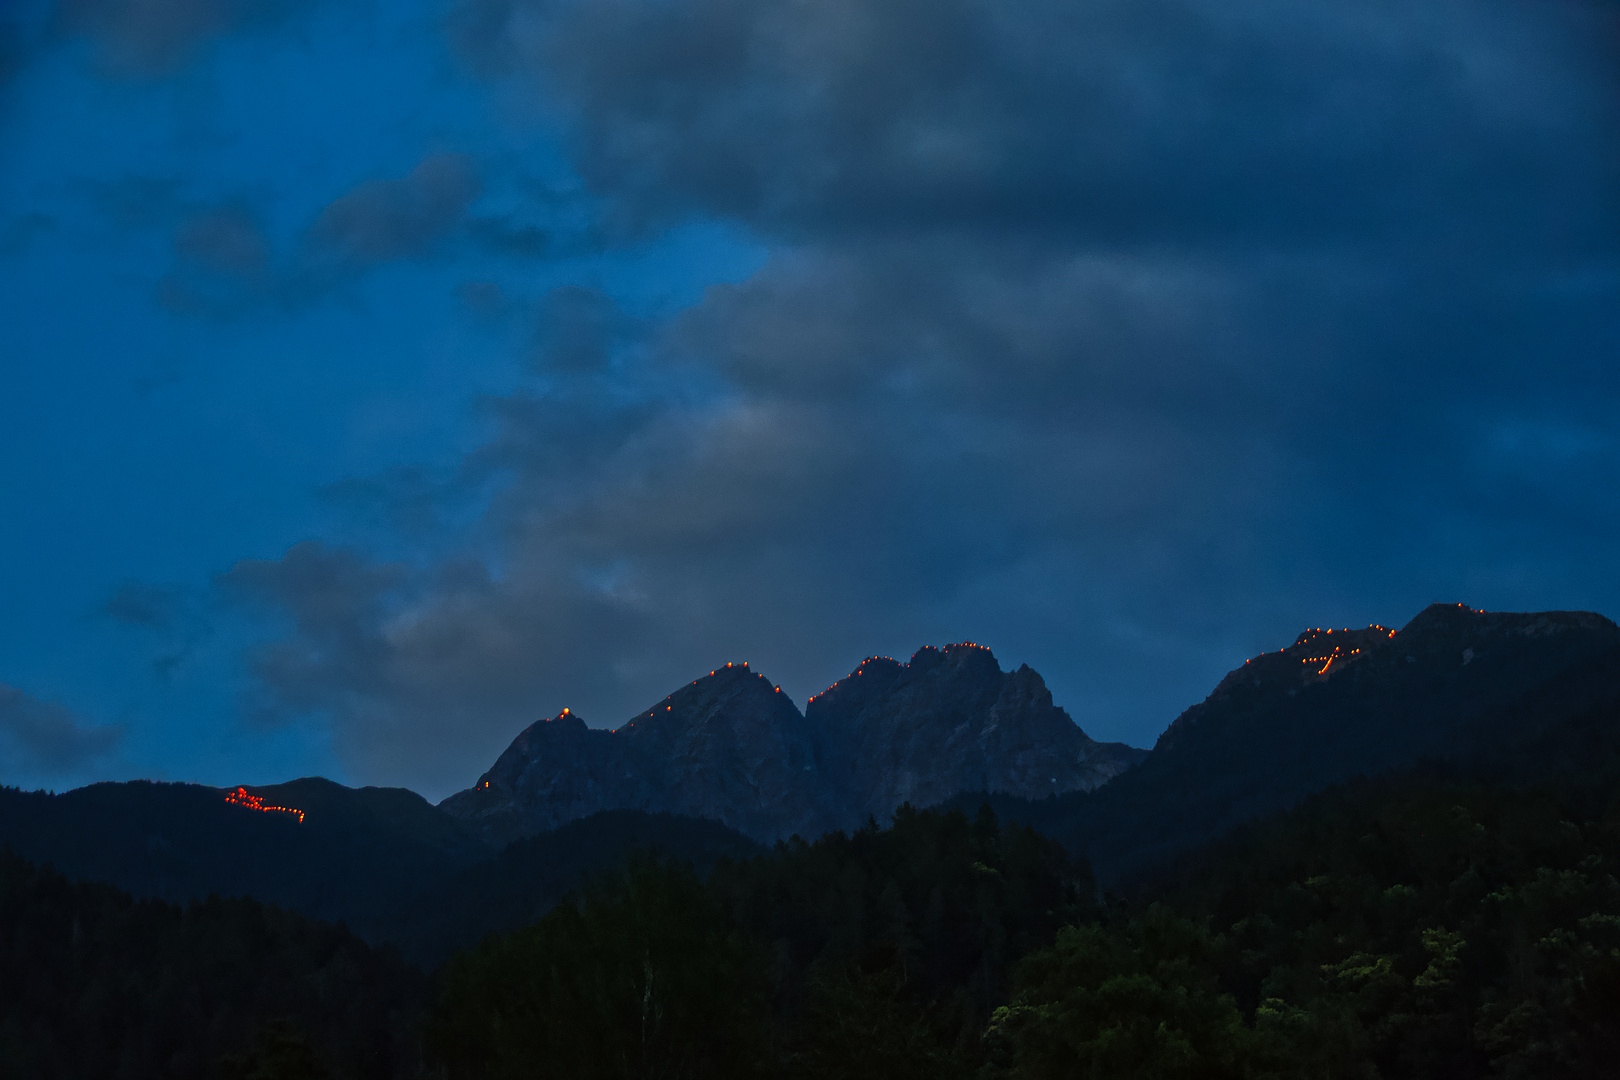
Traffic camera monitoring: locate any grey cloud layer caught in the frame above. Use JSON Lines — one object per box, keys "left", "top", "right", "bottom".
{"left": 0, "top": 683, "right": 123, "bottom": 783}
{"left": 231, "top": 0, "right": 1620, "bottom": 797}
{"left": 157, "top": 154, "right": 485, "bottom": 316}
{"left": 457, "top": 0, "right": 1619, "bottom": 246}
{"left": 310, "top": 154, "right": 483, "bottom": 267}
{"left": 57, "top": 0, "right": 310, "bottom": 76}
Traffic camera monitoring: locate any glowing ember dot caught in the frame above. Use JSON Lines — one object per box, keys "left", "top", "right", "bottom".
{"left": 223, "top": 786, "right": 305, "bottom": 823}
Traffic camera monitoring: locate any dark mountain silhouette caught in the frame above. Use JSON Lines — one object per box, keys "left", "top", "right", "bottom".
{"left": 7, "top": 607, "right": 1616, "bottom": 970}
{"left": 805, "top": 643, "right": 1144, "bottom": 821}
{"left": 0, "top": 777, "right": 487, "bottom": 938}
{"left": 440, "top": 662, "right": 833, "bottom": 847}
{"left": 5, "top": 608, "right": 1620, "bottom": 1078}
{"left": 382, "top": 809, "right": 762, "bottom": 966}
{"left": 0, "top": 848, "right": 425, "bottom": 1079}
{"left": 951, "top": 603, "right": 1620, "bottom": 884}
{"left": 440, "top": 644, "right": 1146, "bottom": 845}
{"left": 0, "top": 641, "right": 1139, "bottom": 961}
{"left": 0, "top": 778, "right": 757, "bottom": 964}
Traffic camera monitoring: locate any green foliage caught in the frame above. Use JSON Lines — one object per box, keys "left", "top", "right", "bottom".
{"left": 219, "top": 1020, "right": 333, "bottom": 1080}
{"left": 0, "top": 848, "right": 424, "bottom": 1080}
{"left": 1185, "top": 782, "right": 1620, "bottom": 1079}
{"left": 986, "top": 770, "right": 1620, "bottom": 1080}
{"left": 783, "top": 956, "right": 972, "bottom": 1080}
{"left": 393, "top": 809, "right": 761, "bottom": 967}
{"left": 710, "top": 803, "right": 1088, "bottom": 1047}
{"left": 990, "top": 907, "right": 1262, "bottom": 1080}
{"left": 425, "top": 804, "right": 1080, "bottom": 1078}
{"left": 425, "top": 859, "right": 770, "bottom": 1080}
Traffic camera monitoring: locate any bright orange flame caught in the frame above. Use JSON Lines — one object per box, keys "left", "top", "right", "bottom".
{"left": 223, "top": 786, "right": 304, "bottom": 823}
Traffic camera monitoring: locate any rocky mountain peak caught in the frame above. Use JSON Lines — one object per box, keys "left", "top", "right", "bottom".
{"left": 805, "top": 642, "right": 1144, "bottom": 823}
{"left": 620, "top": 661, "right": 796, "bottom": 747}
{"left": 481, "top": 708, "right": 593, "bottom": 786}
{"left": 806, "top": 643, "right": 1004, "bottom": 720}
{"left": 441, "top": 642, "right": 1146, "bottom": 845}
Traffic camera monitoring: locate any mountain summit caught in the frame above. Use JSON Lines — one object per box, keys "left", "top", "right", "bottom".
{"left": 441, "top": 646, "right": 1145, "bottom": 844}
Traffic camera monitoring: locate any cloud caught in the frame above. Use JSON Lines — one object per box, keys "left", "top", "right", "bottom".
{"left": 453, "top": 0, "right": 1620, "bottom": 247}
{"left": 467, "top": 215, "right": 550, "bottom": 258}
{"left": 153, "top": 158, "right": 486, "bottom": 318}
{"left": 86, "top": 174, "right": 188, "bottom": 230}
{"left": 224, "top": 0, "right": 1620, "bottom": 799}
{"left": 0, "top": 683, "right": 123, "bottom": 785}
{"left": 104, "top": 581, "right": 183, "bottom": 628}
{"left": 233, "top": 238, "right": 1620, "bottom": 797}
{"left": 529, "top": 285, "right": 643, "bottom": 372}
{"left": 456, "top": 279, "right": 510, "bottom": 318}
{"left": 175, "top": 204, "right": 270, "bottom": 275}
{"left": 156, "top": 204, "right": 274, "bottom": 316}
{"left": 0, "top": 213, "right": 55, "bottom": 257}
{"left": 308, "top": 154, "right": 483, "bottom": 268}
{"left": 0, "top": 19, "right": 27, "bottom": 87}
{"left": 56, "top": 0, "right": 309, "bottom": 77}
{"left": 220, "top": 540, "right": 652, "bottom": 791}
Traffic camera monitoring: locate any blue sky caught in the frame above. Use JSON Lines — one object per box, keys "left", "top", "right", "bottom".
{"left": 2, "top": 0, "right": 1618, "bottom": 800}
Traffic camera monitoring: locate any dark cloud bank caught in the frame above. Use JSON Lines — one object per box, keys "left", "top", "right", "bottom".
{"left": 55, "top": 0, "right": 310, "bottom": 76}
{"left": 237, "top": 0, "right": 1620, "bottom": 798}
{"left": 0, "top": 683, "right": 122, "bottom": 786}
{"left": 157, "top": 153, "right": 485, "bottom": 317}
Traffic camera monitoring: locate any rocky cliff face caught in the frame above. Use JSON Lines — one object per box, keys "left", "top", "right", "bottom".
{"left": 807, "top": 644, "right": 1145, "bottom": 820}
{"left": 440, "top": 646, "right": 1143, "bottom": 846}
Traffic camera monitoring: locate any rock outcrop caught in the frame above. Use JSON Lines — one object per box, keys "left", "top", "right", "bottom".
{"left": 440, "top": 646, "right": 1144, "bottom": 846}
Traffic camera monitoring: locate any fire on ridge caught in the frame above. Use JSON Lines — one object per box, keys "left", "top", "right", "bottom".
{"left": 223, "top": 786, "right": 305, "bottom": 824}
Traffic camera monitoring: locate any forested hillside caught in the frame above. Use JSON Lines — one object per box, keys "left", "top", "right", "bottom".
{"left": 6, "top": 756, "right": 1620, "bottom": 1078}
{"left": 418, "top": 764, "right": 1620, "bottom": 1079}
{"left": 993, "top": 768, "right": 1620, "bottom": 1080}
{"left": 0, "top": 850, "right": 425, "bottom": 1079}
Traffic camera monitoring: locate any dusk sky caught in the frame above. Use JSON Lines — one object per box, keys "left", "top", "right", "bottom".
{"left": 2, "top": 0, "right": 1618, "bottom": 801}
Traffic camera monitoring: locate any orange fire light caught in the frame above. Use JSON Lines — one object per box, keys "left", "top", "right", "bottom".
{"left": 223, "top": 786, "right": 305, "bottom": 823}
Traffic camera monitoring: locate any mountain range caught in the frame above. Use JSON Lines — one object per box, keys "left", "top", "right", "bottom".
{"left": 439, "top": 642, "right": 1146, "bottom": 847}
{"left": 3, "top": 602, "right": 1617, "bottom": 964}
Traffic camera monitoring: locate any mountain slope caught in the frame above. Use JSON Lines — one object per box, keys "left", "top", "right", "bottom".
{"left": 440, "top": 662, "right": 831, "bottom": 846}
{"left": 0, "top": 777, "right": 490, "bottom": 939}
{"left": 0, "top": 776, "right": 766, "bottom": 966}
{"left": 0, "top": 847, "right": 426, "bottom": 1079}
{"left": 384, "top": 809, "right": 763, "bottom": 966}
{"left": 959, "top": 603, "right": 1620, "bottom": 883}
